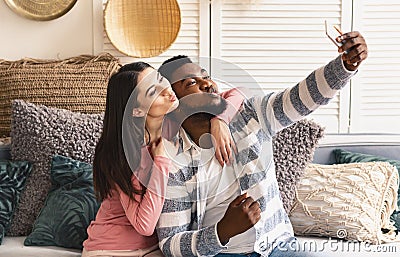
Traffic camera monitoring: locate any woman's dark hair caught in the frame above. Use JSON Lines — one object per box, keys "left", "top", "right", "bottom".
{"left": 93, "top": 61, "right": 152, "bottom": 202}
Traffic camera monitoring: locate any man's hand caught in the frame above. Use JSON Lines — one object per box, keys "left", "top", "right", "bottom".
{"left": 337, "top": 31, "right": 368, "bottom": 71}
{"left": 210, "top": 118, "right": 237, "bottom": 166}
{"left": 216, "top": 193, "right": 261, "bottom": 244}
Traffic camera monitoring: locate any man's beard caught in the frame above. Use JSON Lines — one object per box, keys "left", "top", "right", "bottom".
{"left": 167, "top": 93, "right": 227, "bottom": 122}
{"left": 181, "top": 92, "right": 227, "bottom": 117}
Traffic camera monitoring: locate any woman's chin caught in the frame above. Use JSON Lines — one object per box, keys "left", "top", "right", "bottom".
{"left": 166, "top": 101, "right": 179, "bottom": 114}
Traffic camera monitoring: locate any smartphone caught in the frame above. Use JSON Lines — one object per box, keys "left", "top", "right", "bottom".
{"left": 325, "top": 20, "right": 343, "bottom": 47}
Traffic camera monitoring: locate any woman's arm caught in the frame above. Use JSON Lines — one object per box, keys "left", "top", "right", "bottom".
{"left": 214, "top": 87, "right": 245, "bottom": 123}
{"left": 211, "top": 88, "right": 245, "bottom": 166}
{"left": 118, "top": 155, "right": 171, "bottom": 236}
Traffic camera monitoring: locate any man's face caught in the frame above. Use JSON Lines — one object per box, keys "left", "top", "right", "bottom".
{"left": 168, "top": 62, "right": 226, "bottom": 118}
{"left": 170, "top": 62, "right": 219, "bottom": 99}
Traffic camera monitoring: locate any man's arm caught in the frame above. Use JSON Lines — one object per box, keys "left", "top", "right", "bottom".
{"left": 156, "top": 169, "right": 227, "bottom": 256}
{"left": 157, "top": 190, "right": 260, "bottom": 256}
{"left": 253, "top": 31, "right": 367, "bottom": 136}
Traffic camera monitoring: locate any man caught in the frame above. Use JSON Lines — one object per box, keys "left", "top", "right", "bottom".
{"left": 156, "top": 31, "right": 368, "bottom": 256}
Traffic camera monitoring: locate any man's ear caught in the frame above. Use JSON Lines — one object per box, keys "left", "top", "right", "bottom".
{"left": 132, "top": 108, "right": 145, "bottom": 117}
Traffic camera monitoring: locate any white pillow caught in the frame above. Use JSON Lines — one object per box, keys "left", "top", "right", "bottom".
{"left": 289, "top": 162, "right": 400, "bottom": 244}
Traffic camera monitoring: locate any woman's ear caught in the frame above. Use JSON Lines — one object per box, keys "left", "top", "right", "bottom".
{"left": 132, "top": 108, "right": 145, "bottom": 117}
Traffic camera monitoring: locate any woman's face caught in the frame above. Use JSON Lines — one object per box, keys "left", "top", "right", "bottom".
{"left": 135, "top": 67, "right": 179, "bottom": 118}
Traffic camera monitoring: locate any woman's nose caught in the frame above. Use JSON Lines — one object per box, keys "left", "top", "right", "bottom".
{"left": 161, "top": 86, "right": 174, "bottom": 95}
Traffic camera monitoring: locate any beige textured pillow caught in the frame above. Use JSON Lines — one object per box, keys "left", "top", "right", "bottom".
{"left": 0, "top": 53, "right": 120, "bottom": 136}
{"left": 289, "top": 162, "right": 400, "bottom": 244}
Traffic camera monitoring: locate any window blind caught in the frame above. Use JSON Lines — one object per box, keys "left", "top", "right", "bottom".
{"left": 211, "top": 0, "right": 347, "bottom": 132}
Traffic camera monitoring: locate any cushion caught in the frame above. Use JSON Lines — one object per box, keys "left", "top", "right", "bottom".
{"left": 334, "top": 148, "right": 400, "bottom": 230}
{"left": 8, "top": 100, "right": 103, "bottom": 236}
{"left": 0, "top": 237, "right": 81, "bottom": 256}
{"left": 0, "top": 53, "right": 119, "bottom": 136}
{"left": 273, "top": 119, "right": 325, "bottom": 213}
{"left": 24, "top": 155, "right": 99, "bottom": 249}
{"left": 0, "top": 160, "right": 32, "bottom": 244}
{"left": 289, "top": 162, "right": 400, "bottom": 244}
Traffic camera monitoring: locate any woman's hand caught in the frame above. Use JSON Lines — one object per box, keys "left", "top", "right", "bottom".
{"left": 337, "top": 31, "right": 368, "bottom": 71}
{"left": 150, "top": 137, "right": 166, "bottom": 158}
{"left": 210, "top": 118, "right": 237, "bottom": 166}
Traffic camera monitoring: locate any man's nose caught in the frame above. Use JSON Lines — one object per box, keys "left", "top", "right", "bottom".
{"left": 199, "top": 79, "right": 213, "bottom": 92}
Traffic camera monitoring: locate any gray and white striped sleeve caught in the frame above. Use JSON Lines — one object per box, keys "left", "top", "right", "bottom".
{"left": 254, "top": 55, "right": 357, "bottom": 135}
{"left": 156, "top": 175, "right": 227, "bottom": 256}
{"left": 157, "top": 222, "right": 226, "bottom": 257}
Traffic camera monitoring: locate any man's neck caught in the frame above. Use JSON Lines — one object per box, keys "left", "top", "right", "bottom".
{"left": 182, "top": 115, "right": 213, "bottom": 148}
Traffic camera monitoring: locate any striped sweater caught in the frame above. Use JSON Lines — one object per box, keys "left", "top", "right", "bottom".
{"left": 156, "top": 56, "right": 356, "bottom": 256}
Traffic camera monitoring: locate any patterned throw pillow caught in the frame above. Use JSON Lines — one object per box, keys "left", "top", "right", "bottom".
{"left": 0, "top": 160, "right": 32, "bottom": 244}
{"left": 24, "top": 155, "right": 99, "bottom": 249}
{"left": 8, "top": 100, "right": 103, "bottom": 236}
{"left": 334, "top": 148, "right": 400, "bottom": 230}
{"left": 289, "top": 162, "right": 400, "bottom": 244}
{"left": 273, "top": 119, "right": 325, "bottom": 213}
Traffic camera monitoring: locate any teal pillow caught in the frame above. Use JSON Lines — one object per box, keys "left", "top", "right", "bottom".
{"left": 24, "top": 155, "right": 100, "bottom": 249}
{"left": 334, "top": 149, "right": 400, "bottom": 230}
{"left": 0, "top": 160, "right": 32, "bottom": 244}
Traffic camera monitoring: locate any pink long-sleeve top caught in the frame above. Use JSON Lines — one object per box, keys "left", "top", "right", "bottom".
{"left": 215, "top": 87, "right": 245, "bottom": 124}
{"left": 83, "top": 147, "right": 170, "bottom": 251}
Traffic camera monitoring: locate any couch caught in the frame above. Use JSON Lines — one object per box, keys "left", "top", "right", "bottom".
{"left": 1, "top": 133, "right": 399, "bottom": 256}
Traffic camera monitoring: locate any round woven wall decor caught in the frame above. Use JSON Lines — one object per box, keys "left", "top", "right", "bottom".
{"left": 4, "top": 0, "right": 77, "bottom": 21}
{"left": 104, "top": 0, "right": 181, "bottom": 58}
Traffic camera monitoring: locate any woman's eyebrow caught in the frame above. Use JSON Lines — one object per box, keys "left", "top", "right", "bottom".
{"left": 145, "top": 84, "right": 156, "bottom": 96}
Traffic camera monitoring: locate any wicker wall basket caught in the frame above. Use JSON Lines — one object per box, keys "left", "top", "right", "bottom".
{"left": 104, "top": 0, "right": 181, "bottom": 58}
{"left": 4, "top": 0, "right": 77, "bottom": 21}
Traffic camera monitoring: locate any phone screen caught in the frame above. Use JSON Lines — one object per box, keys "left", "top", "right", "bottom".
{"left": 325, "top": 20, "right": 342, "bottom": 47}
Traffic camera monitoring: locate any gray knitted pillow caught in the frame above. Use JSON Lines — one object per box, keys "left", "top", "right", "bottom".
{"left": 273, "top": 119, "right": 325, "bottom": 213}
{"left": 8, "top": 100, "right": 103, "bottom": 236}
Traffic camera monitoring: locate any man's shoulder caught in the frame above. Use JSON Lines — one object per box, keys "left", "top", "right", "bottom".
{"left": 230, "top": 96, "right": 260, "bottom": 125}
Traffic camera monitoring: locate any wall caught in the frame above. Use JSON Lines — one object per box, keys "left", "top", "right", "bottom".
{"left": 0, "top": 0, "right": 103, "bottom": 60}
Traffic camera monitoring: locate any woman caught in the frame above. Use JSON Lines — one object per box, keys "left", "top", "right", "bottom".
{"left": 82, "top": 61, "right": 243, "bottom": 257}
{"left": 82, "top": 62, "right": 178, "bottom": 257}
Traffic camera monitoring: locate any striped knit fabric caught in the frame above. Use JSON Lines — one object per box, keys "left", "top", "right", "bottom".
{"left": 156, "top": 56, "right": 356, "bottom": 257}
